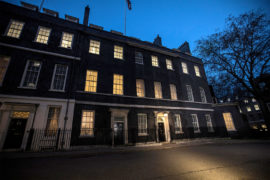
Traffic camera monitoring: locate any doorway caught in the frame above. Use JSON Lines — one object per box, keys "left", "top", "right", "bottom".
{"left": 113, "top": 122, "right": 124, "bottom": 145}
{"left": 158, "top": 122, "right": 165, "bottom": 142}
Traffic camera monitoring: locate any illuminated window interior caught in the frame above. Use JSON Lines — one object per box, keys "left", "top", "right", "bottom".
{"left": 12, "top": 111, "right": 30, "bottom": 119}
{"left": 182, "top": 62, "right": 188, "bottom": 74}
{"left": 244, "top": 99, "right": 248, "bottom": 103}
{"left": 154, "top": 81, "right": 162, "bottom": 98}
{"left": 166, "top": 59, "right": 173, "bottom": 70}
{"left": 0, "top": 56, "right": 10, "bottom": 85}
{"left": 186, "top": 85, "right": 194, "bottom": 101}
{"left": 194, "top": 65, "right": 201, "bottom": 77}
{"left": 136, "top": 79, "right": 145, "bottom": 97}
{"left": 60, "top": 32, "right": 73, "bottom": 48}
{"left": 46, "top": 107, "right": 60, "bottom": 132}
{"left": 80, "top": 110, "right": 94, "bottom": 136}
{"left": 22, "top": 60, "right": 41, "bottom": 88}
{"left": 205, "top": 114, "right": 214, "bottom": 132}
{"left": 114, "top": 45, "right": 123, "bottom": 59}
{"left": 191, "top": 114, "right": 200, "bottom": 133}
{"left": 138, "top": 113, "right": 147, "bottom": 136}
{"left": 174, "top": 114, "right": 183, "bottom": 134}
{"left": 151, "top": 55, "right": 159, "bottom": 67}
{"left": 254, "top": 104, "right": 260, "bottom": 111}
{"left": 89, "top": 40, "right": 100, "bottom": 55}
{"left": 113, "top": 74, "right": 123, "bottom": 95}
{"left": 252, "top": 98, "right": 256, "bottom": 102}
{"left": 222, "top": 112, "right": 236, "bottom": 131}
{"left": 246, "top": 106, "right": 252, "bottom": 112}
{"left": 51, "top": 64, "right": 68, "bottom": 91}
{"left": 200, "top": 87, "right": 207, "bottom": 103}
{"left": 36, "top": 26, "right": 51, "bottom": 44}
{"left": 6, "top": 20, "right": 24, "bottom": 38}
{"left": 135, "top": 52, "right": 143, "bottom": 64}
{"left": 85, "top": 70, "right": 98, "bottom": 92}
{"left": 170, "top": 84, "right": 177, "bottom": 100}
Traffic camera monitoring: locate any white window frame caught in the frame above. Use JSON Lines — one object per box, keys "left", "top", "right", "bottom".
{"left": 166, "top": 59, "right": 174, "bottom": 70}
{"left": 205, "top": 114, "right": 214, "bottom": 132}
{"left": 174, "top": 114, "right": 183, "bottom": 134}
{"left": 89, "top": 40, "right": 100, "bottom": 55}
{"left": 0, "top": 56, "right": 11, "bottom": 86}
{"left": 154, "top": 81, "right": 162, "bottom": 99}
{"left": 181, "top": 62, "right": 188, "bottom": 74}
{"left": 60, "top": 32, "right": 74, "bottom": 49}
{"left": 138, "top": 113, "right": 148, "bottom": 136}
{"left": 199, "top": 87, "right": 207, "bottom": 103}
{"left": 186, "top": 85, "right": 194, "bottom": 102}
{"left": 151, "top": 55, "right": 159, "bottom": 67}
{"left": 136, "top": 79, "right": 145, "bottom": 97}
{"left": 194, "top": 65, "right": 201, "bottom": 77}
{"left": 35, "top": 26, "right": 51, "bottom": 44}
{"left": 191, "top": 114, "right": 200, "bottom": 133}
{"left": 20, "top": 60, "right": 42, "bottom": 89}
{"left": 80, "top": 110, "right": 95, "bottom": 137}
{"left": 114, "top": 45, "right": 124, "bottom": 60}
{"left": 170, "top": 84, "right": 177, "bottom": 100}
{"left": 135, "top": 52, "right": 143, "bottom": 64}
{"left": 113, "top": 74, "right": 124, "bottom": 95}
{"left": 50, "top": 64, "right": 68, "bottom": 92}
{"left": 222, "top": 112, "right": 236, "bottom": 131}
{"left": 84, "top": 70, "right": 98, "bottom": 93}
{"left": 5, "top": 19, "right": 25, "bottom": 39}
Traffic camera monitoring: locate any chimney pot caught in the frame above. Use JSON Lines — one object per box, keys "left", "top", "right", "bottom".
{"left": 83, "top": 5, "right": 90, "bottom": 26}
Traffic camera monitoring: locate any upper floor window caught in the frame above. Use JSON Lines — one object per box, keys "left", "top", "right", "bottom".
{"left": 151, "top": 55, "right": 159, "bottom": 67}
{"left": 166, "top": 59, "right": 173, "bottom": 70}
{"left": 0, "top": 56, "right": 10, "bottom": 86}
{"left": 21, "top": 60, "right": 42, "bottom": 88}
{"left": 154, "top": 81, "right": 162, "bottom": 99}
{"left": 138, "top": 113, "right": 147, "bottom": 136}
{"left": 191, "top": 114, "right": 200, "bottom": 133}
{"left": 194, "top": 65, "right": 201, "bottom": 77}
{"left": 244, "top": 99, "right": 248, "bottom": 103}
{"left": 135, "top": 52, "right": 143, "bottom": 64}
{"left": 222, "top": 112, "right": 236, "bottom": 131}
{"left": 199, "top": 87, "right": 207, "bottom": 103}
{"left": 113, "top": 74, "right": 123, "bottom": 95}
{"left": 252, "top": 98, "right": 256, "bottom": 102}
{"left": 50, "top": 64, "right": 68, "bottom": 91}
{"left": 85, "top": 70, "right": 98, "bottom": 92}
{"left": 181, "top": 62, "right": 188, "bottom": 74}
{"left": 136, "top": 79, "right": 145, "bottom": 97}
{"left": 205, "top": 114, "right": 214, "bottom": 132}
{"left": 254, "top": 104, "right": 260, "bottom": 111}
{"left": 60, "top": 32, "right": 73, "bottom": 48}
{"left": 6, "top": 20, "right": 24, "bottom": 38}
{"left": 35, "top": 26, "right": 51, "bottom": 44}
{"left": 170, "top": 84, "right": 177, "bottom": 100}
{"left": 174, "top": 114, "right": 183, "bottom": 134}
{"left": 114, "top": 45, "right": 123, "bottom": 59}
{"left": 89, "top": 40, "right": 100, "bottom": 55}
{"left": 246, "top": 106, "right": 252, "bottom": 112}
{"left": 80, "top": 110, "right": 95, "bottom": 137}
{"left": 186, "top": 85, "right": 194, "bottom": 102}
{"left": 45, "top": 107, "right": 61, "bottom": 135}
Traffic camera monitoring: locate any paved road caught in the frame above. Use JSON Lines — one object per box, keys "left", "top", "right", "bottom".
{"left": 1, "top": 142, "right": 270, "bottom": 180}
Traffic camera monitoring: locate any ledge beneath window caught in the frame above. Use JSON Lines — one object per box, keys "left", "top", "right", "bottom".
{"left": 49, "top": 89, "right": 65, "bottom": 93}
{"left": 17, "top": 86, "right": 37, "bottom": 90}
{"left": 138, "top": 133, "right": 148, "bottom": 136}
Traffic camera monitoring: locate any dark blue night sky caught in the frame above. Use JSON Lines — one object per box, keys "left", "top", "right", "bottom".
{"left": 4, "top": 0, "right": 270, "bottom": 55}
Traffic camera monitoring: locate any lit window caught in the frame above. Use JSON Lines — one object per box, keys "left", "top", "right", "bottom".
{"left": 6, "top": 20, "right": 24, "bottom": 38}
{"left": 113, "top": 74, "right": 123, "bottom": 95}
{"left": 80, "top": 110, "right": 95, "bottom": 136}
{"left": 136, "top": 79, "right": 145, "bottom": 97}
{"left": 135, "top": 52, "right": 143, "bottom": 64}
{"left": 60, "top": 32, "right": 73, "bottom": 48}
{"left": 51, "top": 64, "right": 68, "bottom": 91}
{"left": 199, "top": 87, "right": 207, "bottom": 103}
{"left": 222, "top": 112, "right": 236, "bottom": 131}
{"left": 194, "top": 66, "right": 201, "bottom": 77}
{"left": 254, "top": 104, "right": 260, "bottom": 111}
{"left": 252, "top": 98, "right": 256, "bottom": 102}
{"left": 151, "top": 55, "right": 159, "bottom": 67}
{"left": 21, "top": 60, "right": 42, "bottom": 88}
{"left": 138, "top": 113, "right": 147, "bottom": 136}
{"left": 170, "top": 84, "right": 177, "bottom": 100}
{"left": 246, "top": 106, "right": 252, "bottom": 112}
{"left": 35, "top": 26, "right": 51, "bottom": 44}
{"left": 261, "top": 124, "right": 267, "bottom": 129}
{"left": 45, "top": 107, "right": 60, "bottom": 135}
{"left": 166, "top": 59, "right": 173, "bottom": 70}
{"left": 89, "top": 40, "right": 100, "bottom": 55}
{"left": 114, "top": 45, "right": 123, "bottom": 59}
{"left": 174, "top": 114, "right": 183, "bottom": 134}
{"left": 85, "top": 70, "right": 98, "bottom": 92}
{"left": 0, "top": 56, "right": 10, "bottom": 86}
{"left": 186, "top": 85, "right": 194, "bottom": 101}
{"left": 154, "top": 81, "right": 162, "bottom": 98}
{"left": 181, "top": 62, "right": 188, "bottom": 74}
{"left": 205, "top": 114, "right": 214, "bottom": 132}
{"left": 244, "top": 99, "right": 248, "bottom": 103}
{"left": 191, "top": 114, "right": 200, "bottom": 133}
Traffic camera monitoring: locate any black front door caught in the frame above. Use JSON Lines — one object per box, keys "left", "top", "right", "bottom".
{"left": 114, "top": 122, "right": 124, "bottom": 145}
{"left": 4, "top": 118, "right": 27, "bottom": 149}
{"left": 158, "top": 122, "right": 166, "bottom": 142}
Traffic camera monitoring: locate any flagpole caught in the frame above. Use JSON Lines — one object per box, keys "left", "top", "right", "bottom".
{"left": 124, "top": 0, "right": 127, "bottom": 35}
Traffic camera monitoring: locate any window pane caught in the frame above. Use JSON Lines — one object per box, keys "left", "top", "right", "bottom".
{"left": 89, "top": 40, "right": 100, "bottom": 55}
{"left": 151, "top": 56, "right": 159, "bottom": 67}
{"left": 222, "top": 113, "right": 236, "bottom": 131}
{"left": 170, "top": 84, "right": 177, "bottom": 100}
{"left": 113, "top": 74, "right": 123, "bottom": 95}
{"left": 191, "top": 114, "right": 200, "bottom": 133}
{"left": 154, "top": 82, "right": 162, "bottom": 98}
{"left": 36, "top": 26, "right": 51, "bottom": 44}
{"left": 136, "top": 79, "right": 145, "bottom": 97}
{"left": 205, "top": 114, "right": 214, "bottom": 132}
{"left": 186, "top": 85, "right": 194, "bottom": 101}
{"left": 0, "top": 56, "right": 10, "bottom": 85}
{"left": 138, "top": 113, "right": 147, "bottom": 135}
{"left": 22, "top": 60, "right": 41, "bottom": 88}
{"left": 200, "top": 87, "right": 207, "bottom": 103}
{"left": 194, "top": 66, "right": 201, "bottom": 77}
{"left": 80, "top": 110, "right": 95, "bottom": 136}
{"left": 6, "top": 20, "right": 24, "bottom": 38}
{"left": 46, "top": 107, "right": 60, "bottom": 135}
{"left": 114, "top": 45, "right": 123, "bottom": 59}
{"left": 85, "top": 70, "right": 98, "bottom": 92}
{"left": 174, "top": 114, "right": 183, "bottom": 134}
{"left": 166, "top": 59, "right": 173, "bottom": 70}
{"left": 135, "top": 52, "right": 143, "bottom": 64}
{"left": 52, "top": 64, "right": 68, "bottom": 90}
{"left": 60, "top": 32, "right": 73, "bottom": 48}
{"left": 182, "top": 62, "right": 188, "bottom": 74}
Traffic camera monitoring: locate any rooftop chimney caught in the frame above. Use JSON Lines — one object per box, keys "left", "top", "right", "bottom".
{"left": 153, "top": 34, "right": 162, "bottom": 46}
{"left": 83, "top": 5, "right": 90, "bottom": 26}
{"left": 178, "top": 41, "right": 191, "bottom": 55}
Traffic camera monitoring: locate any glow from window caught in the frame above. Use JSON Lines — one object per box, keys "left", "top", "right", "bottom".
{"left": 136, "top": 79, "right": 145, "bottom": 97}
{"left": 170, "top": 84, "right": 177, "bottom": 100}
{"left": 80, "top": 110, "right": 94, "bottom": 136}
{"left": 36, "top": 26, "right": 51, "bottom": 44}
{"left": 154, "top": 81, "right": 162, "bottom": 98}
{"left": 254, "top": 104, "right": 260, "bottom": 111}
{"left": 6, "top": 20, "right": 24, "bottom": 38}
{"left": 114, "top": 45, "right": 123, "bottom": 59}
{"left": 205, "top": 114, "right": 214, "bottom": 132}
{"left": 174, "top": 114, "right": 183, "bottom": 134}
{"left": 182, "top": 62, "right": 188, "bottom": 74}
{"left": 85, "top": 70, "right": 98, "bottom": 92}
{"left": 60, "top": 32, "right": 73, "bottom": 48}
{"left": 194, "top": 66, "right": 201, "bottom": 77}
{"left": 151, "top": 55, "right": 159, "bottom": 67}
{"left": 113, "top": 74, "right": 123, "bottom": 95}
{"left": 191, "top": 114, "right": 200, "bottom": 133}
{"left": 222, "top": 113, "right": 236, "bottom": 131}
{"left": 186, "top": 85, "right": 194, "bottom": 101}
{"left": 89, "top": 40, "right": 100, "bottom": 55}
{"left": 166, "top": 59, "right": 173, "bottom": 70}
{"left": 246, "top": 106, "right": 252, "bottom": 112}
{"left": 138, "top": 113, "right": 147, "bottom": 136}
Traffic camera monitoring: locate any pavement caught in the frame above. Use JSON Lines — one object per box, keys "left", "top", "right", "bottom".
{"left": 1, "top": 138, "right": 270, "bottom": 159}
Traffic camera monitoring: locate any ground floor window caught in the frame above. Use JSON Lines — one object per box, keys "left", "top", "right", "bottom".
{"left": 222, "top": 112, "right": 236, "bottom": 131}
{"left": 191, "top": 114, "right": 200, "bottom": 133}
{"left": 205, "top": 114, "right": 214, "bottom": 132}
{"left": 138, "top": 113, "right": 147, "bottom": 136}
{"left": 80, "top": 110, "right": 95, "bottom": 136}
{"left": 45, "top": 107, "right": 61, "bottom": 136}
{"left": 174, "top": 114, "right": 183, "bottom": 134}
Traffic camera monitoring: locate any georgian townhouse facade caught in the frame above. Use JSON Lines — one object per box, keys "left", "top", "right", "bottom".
{"left": 0, "top": 1, "right": 238, "bottom": 151}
